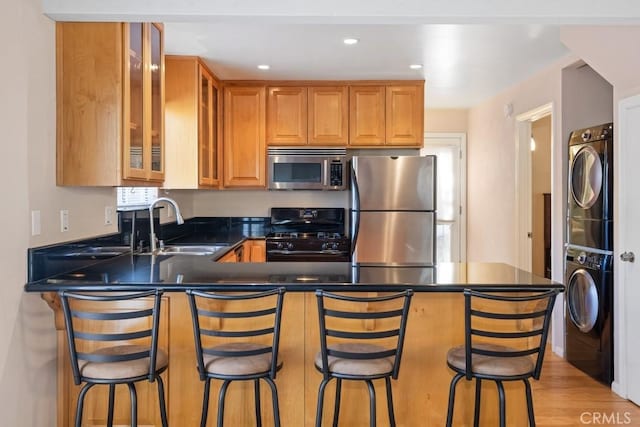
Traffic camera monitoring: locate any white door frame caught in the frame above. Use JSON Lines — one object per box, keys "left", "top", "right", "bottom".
{"left": 515, "top": 103, "right": 553, "bottom": 271}
{"left": 612, "top": 93, "right": 640, "bottom": 399}
{"left": 423, "top": 132, "right": 467, "bottom": 262}
{"left": 515, "top": 103, "right": 563, "bottom": 354}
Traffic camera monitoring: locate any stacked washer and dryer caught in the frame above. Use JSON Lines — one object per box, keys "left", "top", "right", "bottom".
{"left": 565, "top": 123, "right": 613, "bottom": 385}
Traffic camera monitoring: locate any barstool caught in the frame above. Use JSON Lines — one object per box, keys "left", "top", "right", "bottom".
{"left": 445, "top": 288, "right": 560, "bottom": 427}
{"left": 314, "top": 289, "right": 414, "bottom": 427}
{"left": 186, "top": 287, "right": 286, "bottom": 427}
{"left": 58, "top": 290, "right": 168, "bottom": 427}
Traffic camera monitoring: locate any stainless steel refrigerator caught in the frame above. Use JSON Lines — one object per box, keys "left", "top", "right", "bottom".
{"left": 350, "top": 155, "right": 436, "bottom": 265}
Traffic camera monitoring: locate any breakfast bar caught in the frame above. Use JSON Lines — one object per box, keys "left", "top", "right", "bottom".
{"left": 25, "top": 254, "right": 562, "bottom": 427}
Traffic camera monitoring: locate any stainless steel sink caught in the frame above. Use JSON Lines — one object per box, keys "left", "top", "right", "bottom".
{"left": 140, "top": 245, "right": 229, "bottom": 256}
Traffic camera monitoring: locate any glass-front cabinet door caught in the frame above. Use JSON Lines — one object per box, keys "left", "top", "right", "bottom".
{"left": 198, "top": 65, "right": 220, "bottom": 187}
{"left": 125, "top": 22, "right": 146, "bottom": 179}
{"left": 149, "top": 23, "right": 164, "bottom": 180}
{"left": 123, "top": 22, "right": 164, "bottom": 182}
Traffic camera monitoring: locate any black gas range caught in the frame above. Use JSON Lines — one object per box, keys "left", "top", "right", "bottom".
{"left": 266, "top": 208, "right": 351, "bottom": 262}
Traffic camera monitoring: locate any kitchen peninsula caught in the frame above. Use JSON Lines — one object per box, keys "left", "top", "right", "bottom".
{"left": 26, "top": 250, "right": 562, "bottom": 427}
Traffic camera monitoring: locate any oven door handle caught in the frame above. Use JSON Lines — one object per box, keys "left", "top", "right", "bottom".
{"left": 267, "top": 250, "right": 348, "bottom": 255}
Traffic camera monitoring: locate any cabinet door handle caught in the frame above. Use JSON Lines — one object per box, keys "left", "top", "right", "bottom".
{"left": 620, "top": 251, "right": 635, "bottom": 262}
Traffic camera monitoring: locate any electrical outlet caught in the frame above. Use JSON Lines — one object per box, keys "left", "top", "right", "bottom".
{"left": 104, "top": 206, "right": 114, "bottom": 226}
{"left": 60, "top": 210, "right": 69, "bottom": 232}
{"left": 31, "top": 210, "right": 41, "bottom": 236}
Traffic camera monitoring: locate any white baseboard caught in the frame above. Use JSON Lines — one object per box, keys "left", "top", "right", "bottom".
{"left": 611, "top": 381, "right": 626, "bottom": 399}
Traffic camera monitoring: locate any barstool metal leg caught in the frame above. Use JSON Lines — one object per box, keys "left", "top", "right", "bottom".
{"left": 75, "top": 382, "right": 95, "bottom": 427}
{"left": 446, "top": 373, "right": 464, "bottom": 427}
{"left": 217, "top": 379, "right": 231, "bottom": 427}
{"left": 473, "top": 379, "right": 482, "bottom": 427}
{"left": 107, "top": 384, "right": 116, "bottom": 427}
{"left": 127, "top": 383, "right": 138, "bottom": 427}
{"left": 264, "top": 377, "right": 281, "bottom": 427}
{"left": 523, "top": 378, "right": 536, "bottom": 427}
{"left": 332, "top": 378, "right": 342, "bottom": 427}
{"left": 365, "top": 379, "right": 377, "bottom": 427}
{"left": 255, "top": 379, "right": 262, "bottom": 427}
{"left": 496, "top": 380, "right": 506, "bottom": 427}
{"left": 385, "top": 377, "right": 396, "bottom": 427}
{"left": 156, "top": 375, "right": 168, "bottom": 427}
{"left": 316, "top": 378, "right": 331, "bottom": 427}
{"left": 201, "top": 378, "right": 211, "bottom": 427}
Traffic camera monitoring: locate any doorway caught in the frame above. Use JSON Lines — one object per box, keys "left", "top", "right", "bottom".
{"left": 422, "top": 132, "right": 467, "bottom": 262}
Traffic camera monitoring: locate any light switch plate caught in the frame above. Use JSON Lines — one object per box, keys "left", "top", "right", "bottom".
{"left": 104, "top": 206, "right": 114, "bottom": 226}
{"left": 60, "top": 210, "right": 69, "bottom": 232}
{"left": 31, "top": 210, "right": 41, "bottom": 236}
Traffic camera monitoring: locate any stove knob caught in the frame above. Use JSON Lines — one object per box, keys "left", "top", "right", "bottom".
{"left": 321, "top": 243, "right": 329, "bottom": 251}
{"left": 276, "top": 242, "right": 284, "bottom": 250}
{"left": 331, "top": 243, "right": 339, "bottom": 251}
{"left": 286, "top": 242, "right": 294, "bottom": 250}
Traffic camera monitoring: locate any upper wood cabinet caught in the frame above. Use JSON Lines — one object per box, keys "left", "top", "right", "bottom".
{"left": 164, "top": 56, "right": 221, "bottom": 189}
{"left": 267, "top": 87, "right": 307, "bottom": 145}
{"left": 308, "top": 86, "right": 349, "bottom": 145}
{"left": 386, "top": 84, "right": 424, "bottom": 146}
{"left": 56, "top": 22, "right": 165, "bottom": 186}
{"left": 223, "top": 86, "right": 266, "bottom": 188}
{"left": 349, "top": 86, "right": 386, "bottom": 146}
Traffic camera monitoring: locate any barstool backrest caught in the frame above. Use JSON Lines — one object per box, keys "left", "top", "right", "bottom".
{"left": 186, "top": 288, "right": 286, "bottom": 380}
{"left": 59, "top": 290, "right": 164, "bottom": 385}
{"left": 463, "top": 288, "right": 560, "bottom": 380}
{"left": 315, "top": 290, "right": 414, "bottom": 379}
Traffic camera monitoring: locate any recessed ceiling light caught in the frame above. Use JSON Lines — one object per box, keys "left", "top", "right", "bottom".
{"left": 343, "top": 38, "right": 359, "bottom": 45}
{"left": 257, "top": 64, "right": 270, "bottom": 70}
{"left": 409, "top": 64, "right": 423, "bottom": 70}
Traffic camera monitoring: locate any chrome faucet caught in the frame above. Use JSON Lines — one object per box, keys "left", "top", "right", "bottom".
{"left": 148, "top": 197, "right": 184, "bottom": 253}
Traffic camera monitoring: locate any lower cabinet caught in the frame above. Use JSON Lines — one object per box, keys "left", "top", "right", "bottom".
{"left": 244, "top": 239, "right": 266, "bottom": 262}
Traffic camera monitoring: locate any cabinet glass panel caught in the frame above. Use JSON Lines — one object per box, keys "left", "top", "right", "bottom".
{"left": 200, "top": 74, "right": 211, "bottom": 180}
{"left": 128, "top": 23, "right": 144, "bottom": 170}
{"left": 211, "top": 84, "right": 218, "bottom": 180}
{"left": 150, "top": 24, "right": 163, "bottom": 173}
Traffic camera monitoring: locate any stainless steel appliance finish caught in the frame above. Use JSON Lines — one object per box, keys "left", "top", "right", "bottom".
{"left": 565, "top": 245, "right": 613, "bottom": 385}
{"left": 266, "top": 208, "right": 350, "bottom": 262}
{"left": 351, "top": 155, "right": 436, "bottom": 265}
{"left": 267, "top": 147, "right": 347, "bottom": 190}
{"left": 567, "top": 123, "right": 613, "bottom": 251}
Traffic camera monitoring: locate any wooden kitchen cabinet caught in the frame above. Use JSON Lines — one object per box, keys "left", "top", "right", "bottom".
{"left": 164, "top": 56, "right": 221, "bottom": 188}
{"left": 223, "top": 86, "right": 266, "bottom": 188}
{"left": 349, "top": 85, "right": 386, "bottom": 146}
{"left": 244, "top": 239, "right": 266, "bottom": 262}
{"left": 308, "top": 86, "right": 349, "bottom": 145}
{"left": 56, "top": 22, "right": 165, "bottom": 186}
{"left": 267, "top": 87, "right": 307, "bottom": 145}
{"left": 386, "top": 84, "right": 424, "bottom": 146}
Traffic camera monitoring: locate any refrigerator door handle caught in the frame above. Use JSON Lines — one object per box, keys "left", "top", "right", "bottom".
{"left": 350, "top": 165, "right": 361, "bottom": 257}
{"left": 351, "top": 209, "right": 360, "bottom": 257}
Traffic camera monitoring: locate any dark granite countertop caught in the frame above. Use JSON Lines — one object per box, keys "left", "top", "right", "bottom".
{"left": 24, "top": 251, "right": 563, "bottom": 293}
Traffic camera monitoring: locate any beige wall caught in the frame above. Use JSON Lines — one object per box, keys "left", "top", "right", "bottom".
{"left": 1, "top": 0, "right": 57, "bottom": 424}
{"left": 425, "top": 108, "right": 468, "bottom": 133}
{"left": 466, "top": 55, "right": 573, "bottom": 265}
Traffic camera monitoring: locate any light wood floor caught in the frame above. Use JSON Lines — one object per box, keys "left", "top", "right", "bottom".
{"left": 532, "top": 352, "right": 640, "bottom": 426}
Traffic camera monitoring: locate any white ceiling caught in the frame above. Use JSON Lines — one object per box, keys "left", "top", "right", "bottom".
{"left": 164, "top": 23, "right": 568, "bottom": 108}
{"left": 42, "top": 0, "right": 640, "bottom": 108}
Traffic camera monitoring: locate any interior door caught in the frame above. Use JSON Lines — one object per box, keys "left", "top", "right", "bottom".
{"left": 619, "top": 94, "right": 640, "bottom": 404}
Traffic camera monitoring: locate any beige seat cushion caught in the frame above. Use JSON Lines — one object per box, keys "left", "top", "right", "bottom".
{"left": 315, "top": 343, "right": 395, "bottom": 377}
{"left": 203, "top": 342, "right": 279, "bottom": 376}
{"left": 79, "top": 345, "right": 168, "bottom": 380}
{"left": 447, "top": 343, "right": 534, "bottom": 377}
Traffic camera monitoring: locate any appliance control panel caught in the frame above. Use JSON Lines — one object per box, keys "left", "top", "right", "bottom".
{"left": 329, "top": 161, "right": 344, "bottom": 187}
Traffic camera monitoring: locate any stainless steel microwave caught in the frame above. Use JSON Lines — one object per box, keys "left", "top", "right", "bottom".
{"left": 267, "top": 147, "right": 348, "bottom": 190}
